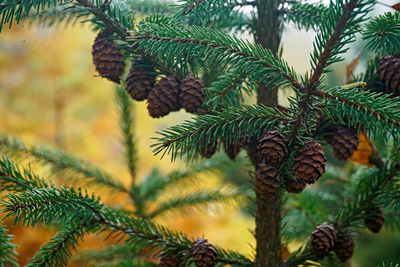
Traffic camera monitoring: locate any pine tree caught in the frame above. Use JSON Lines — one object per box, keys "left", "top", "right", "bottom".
{"left": 1, "top": 0, "right": 400, "bottom": 266}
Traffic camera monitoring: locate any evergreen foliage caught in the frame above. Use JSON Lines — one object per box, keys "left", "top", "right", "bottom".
{"left": 1, "top": 0, "right": 400, "bottom": 265}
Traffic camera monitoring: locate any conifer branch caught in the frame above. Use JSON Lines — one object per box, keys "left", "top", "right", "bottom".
{"left": 74, "top": 244, "right": 146, "bottom": 264}
{"left": 148, "top": 188, "right": 242, "bottom": 218}
{"left": 0, "top": 221, "right": 18, "bottom": 267}
{"left": 152, "top": 105, "right": 289, "bottom": 160}
{"left": 132, "top": 20, "right": 302, "bottom": 89}
{"left": 362, "top": 12, "right": 400, "bottom": 55}
{"left": 26, "top": 222, "right": 90, "bottom": 267}
{"left": 75, "top": 0, "right": 128, "bottom": 38}
{"left": 0, "top": 0, "right": 71, "bottom": 31}
{"left": 280, "top": 2, "right": 329, "bottom": 31}
{"left": 1, "top": 186, "right": 252, "bottom": 266}
{"left": 0, "top": 134, "right": 127, "bottom": 193}
{"left": 2, "top": 186, "right": 103, "bottom": 226}
{"left": 138, "top": 161, "right": 219, "bottom": 202}
{"left": 0, "top": 157, "right": 50, "bottom": 192}
{"left": 308, "top": 0, "right": 373, "bottom": 87}
{"left": 116, "top": 87, "right": 137, "bottom": 180}
{"left": 313, "top": 88, "right": 400, "bottom": 138}
{"left": 205, "top": 72, "right": 255, "bottom": 109}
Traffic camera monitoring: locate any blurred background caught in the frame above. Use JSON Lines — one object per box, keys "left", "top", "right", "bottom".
{"left": 0, "top": 0, "right": 399, "bottom": 265}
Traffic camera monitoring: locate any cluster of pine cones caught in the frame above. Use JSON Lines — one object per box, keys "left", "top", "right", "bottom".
{"left": 311, "top": 205, "right": 384, "bottom": 262}
{"left": 158, "top": 238, "right": 217, "bottom": 267}
{"left": 254, "top": 126, "right": 360, "bottom": 198}
{"left": 92, "top": 29, "right": 205, "bottom": 118}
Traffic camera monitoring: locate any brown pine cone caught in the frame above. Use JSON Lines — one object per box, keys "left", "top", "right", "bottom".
{"left": 257, "top": 130, "right": 288, "bottom": 167}
{"left": 327, "top": 126, "right": 359, "bottom": 161}
{"left": 125, "top": 57, "right": 156, "bottom": 101}
{"left": 92, "top": 29, "right": 125, "bottom": 83}
{"left": 158, "top": 253, "right": 179, "bottom": 267}
{"left": 334, "top": 232, "right": 355, "bottom": 262}
{"left": 311, "top": 222, "right": 338, "bottom": 258}
{"left": 191, "top": 238, "right": 217, "bottom": 267}
{"left": 222, "top": 137, "right": 243, "bottom": 160}
{"left": 180, "top": 73, "right": 205, "bottom": 113}
{"left": 378, "top": 55, "right": 400, "bottom": 96}
{"left": 363, "top": 206, "right": 384, "bottom": 233}
{"left": 294, "top": 141, "right": 326, "bottom": 184}
{"left": 147, "top": 75, "right": 181, "bottom": 118}
{"left": 285, "top": 178, "right": 306, "bottom": 193}
{"left": 255, "top": 163, "right": 280, "bottom": 199}
{"left": 199, "top": 138, "right": 218, "bottom": 159}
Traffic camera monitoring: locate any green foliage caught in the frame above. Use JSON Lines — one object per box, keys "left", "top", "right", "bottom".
{"left": 281, "top": 2, "right": 329, "bottom": 31}
{"left": 125, "top": 0, "right": 176, "bottom": 15}
{"left": 363, "top": 12, "right": 400, "bottom": 55}
{"left": 149, "top": 187, "right": 242, "bottom": 218}
{"left": 0, "top": 221, "right": 18, "bottom": 267}
{"left": 132, "top": 16, "right": 300, "bottom": 88}
{"left": 0, "top": 156, "right": 50, "bottom": 192}
{"left": 26, "top": 222, "right": 91, "bottom": 267}
{"left": 316, "top": 88, "right": 400, "bottom": 141}
{"left": 116, "top": 87, "right": 137, "bottom": 179}
{"left": 2, "top": 186, "right": 103, "bottom": 226}
{"left": 0, "top": 0, "right": 71, "bottom": 31}
{"left": 0, "top": 133, "right": 126, "bottom": 193}
{"left": 205, "top": 72, "right": 256, "bottom": 109}
{"left": 309, "top": 0, "right": 373, "bottom": 82}
{"left": 75, "top": 244, "right": 152, "bottom": 265}
{"left": 152, "top": 104, "right": 288, "bottom": 160}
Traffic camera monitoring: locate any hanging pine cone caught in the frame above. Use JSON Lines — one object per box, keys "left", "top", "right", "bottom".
{"left": 147, "top": 75, "right": 181, "bottom": 118}
{"left": 363, "top": 206, "right": 384, "bottom": 233}
{"left": 257, "top": 130, "right": 288, "bottom": 167}
{"left": 222, "top": 137, "right": 243, "bottom": 160}
{"left": 199, "top": 138, "right": 218, "bottom": 159}
{"left": 158, "top": 253, "right": 179, "bottom": 267}
{"left": 327, "top": 126, "right": 359, "bottom": 161}
{"left": 191, "top": 238, "right": 217, "bottom": 267}
{"left": 285, "top": 178, "right": 306, "bottom": 193}
{"left": 378, "top": 55, "right": 400, "bottom": 95}
{"left": 255, "top": 163, "right": 280, "bottom": 199}
{"left": 311, "top": 222, "right": 338, "bottom": 258}
{"left": 180, "top": 73, "right": 205, "bottom": 113}
{"left": 125, "top": 57, "right": 156, "bottom": 101}
{"left": 294, "top": 141, "right": 326, "bottom": 184}
{"left": 92, "top": 29, "right": 125, "bottom": 83}
{"left": 334, "top": 232, "right": 355, "bottom": 262}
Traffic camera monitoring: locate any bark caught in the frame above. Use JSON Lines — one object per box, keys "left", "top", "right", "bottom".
{"left": 253, "top": 0, "right": 283, "bottom": 266}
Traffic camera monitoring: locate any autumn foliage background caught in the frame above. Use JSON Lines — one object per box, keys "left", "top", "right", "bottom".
{"left": 0, "top": 2, "right": 400, "bottom": 265}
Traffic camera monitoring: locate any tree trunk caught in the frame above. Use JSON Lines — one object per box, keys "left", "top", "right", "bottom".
{"left": 253, "top": 0, "right": 283, "bottom": 266}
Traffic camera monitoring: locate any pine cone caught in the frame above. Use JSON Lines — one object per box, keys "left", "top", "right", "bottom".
{"left": 147, "top": 75, "right": 181, "bottom": 118}
{"left": 92, "top": 29, "right": 125, "bottom": 83}
{"left": 255, "top": 163, "right": 280, "bottom": 199}
{"left": 191, "top": 238, "right": 217, "bottom": 267}
{"left": 327, "top": 126, "right": 359, "bottom": 161}
{"left": 222, "top": 137, "right": 243, "bottom": 160}
{"left": 159, "top": 253, "right": 179, "bottom": 267}
{"left": 285, "top": 178, "right": 306, "bottom": 193}
{"left": 363, "top": 206, "right": 384, "bottom": 233}
{"left": 311, "top": 222, "right": 338, "bottom": 258}
{"left": 294, "top": 141, "right": 326, "bottom": 184}
{"left": 199, "top": 138, "right": 218, "bottom": 159}
{"left": 125, "top": 57, "right": 156, "bottom": 101}
{"left": 180, "top": 73, "right": 205, "bottom": 113}
{"left": 378, "top": 55, "right": 400, "bottom": 95}
{"left": 334, "top": 232, "right": 355, "bottom": 262}
{"left": 257, "top": 130, "right": 288, "bottom": 167}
